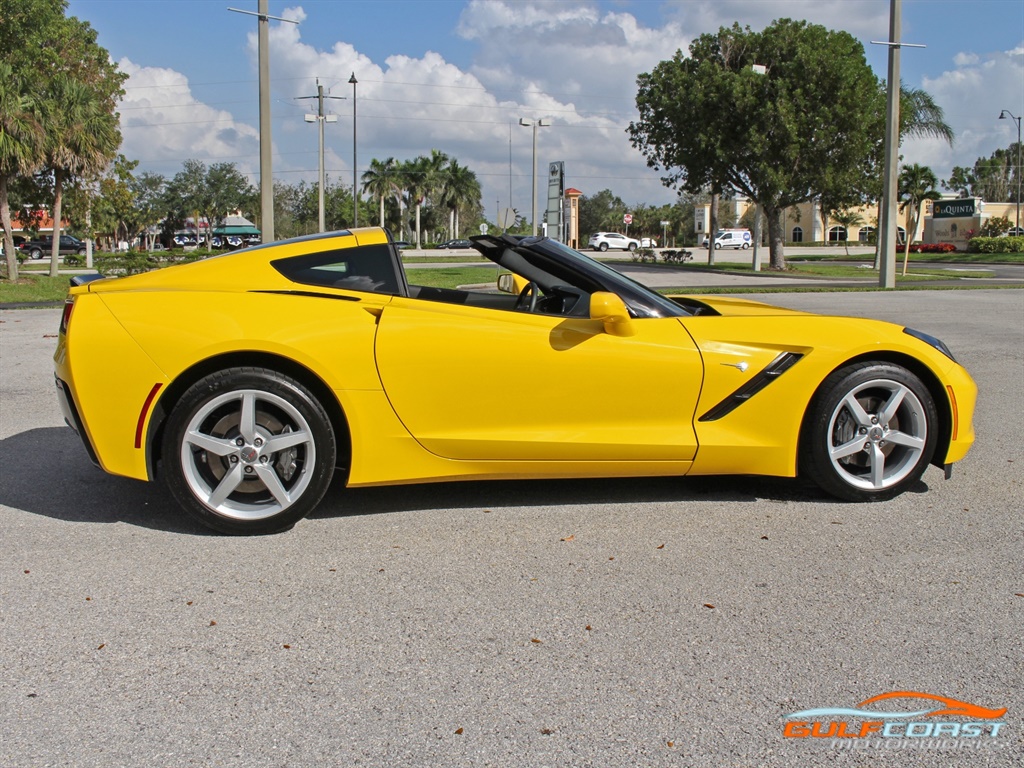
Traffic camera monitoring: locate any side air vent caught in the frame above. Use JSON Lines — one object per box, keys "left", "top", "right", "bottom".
{"left": 698, "top": 352, "right": 804, "bottom": 422}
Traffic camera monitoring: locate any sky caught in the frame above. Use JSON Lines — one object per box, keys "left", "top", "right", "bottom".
{"left": 67, "top": 0, "right": 1024, "bottom": 222}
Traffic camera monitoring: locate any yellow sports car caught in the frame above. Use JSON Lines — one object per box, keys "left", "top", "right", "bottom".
{"left": 54, "top": 227, "right": 976, "bottom": 534}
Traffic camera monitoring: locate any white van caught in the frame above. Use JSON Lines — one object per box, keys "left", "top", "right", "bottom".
{"left": 703, "top": 229, "right": 752, "bottom": 250}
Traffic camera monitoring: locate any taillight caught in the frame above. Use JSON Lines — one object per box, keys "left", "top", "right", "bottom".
{"left": 60, "top": 297, "right": 75, "bottom": 334}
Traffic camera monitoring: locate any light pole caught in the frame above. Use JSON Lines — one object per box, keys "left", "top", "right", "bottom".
{"left": 349, "top": 73, "right": 358, "bottom": 228}
{"left": 999, "top": 110, "right": 1022, "bottom": 234}
{"left": 227, "top": 2, "right": 299, "bottom": 243}
{"left": 298, "top": 82, "right": 343, "bottom": 232}
{"left": 519, "top": 117, "right": 550, "bottom": 236}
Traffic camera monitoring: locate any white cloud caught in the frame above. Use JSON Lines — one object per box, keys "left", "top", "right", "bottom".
{"left": 903, "top": 44, "right": 1024, "bottom": 188}
{"left": 116, "top": 59, "right": 260, "bottom": 177}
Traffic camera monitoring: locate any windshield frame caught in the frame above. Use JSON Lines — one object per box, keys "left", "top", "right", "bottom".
{"left": 471, "top": 234, "right": 692, "bottom": 318}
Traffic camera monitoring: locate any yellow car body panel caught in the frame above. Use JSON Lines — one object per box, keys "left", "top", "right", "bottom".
{"left": 54, "top": 295, "right": 170, "bottom": 479}
{"left": 374, "top": 297, "right": 702, "bottom": 461}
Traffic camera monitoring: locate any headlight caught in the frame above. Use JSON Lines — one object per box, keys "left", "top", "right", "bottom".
{"left": 904, "top": 327, "right": 956, "bottom": 362}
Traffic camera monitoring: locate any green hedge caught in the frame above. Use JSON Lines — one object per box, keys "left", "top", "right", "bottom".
{"left": 93, "top": 249, "right": 208, "bottom": 276}
{"left": 967, "top": 236, "right": 1024, "bottom": 254}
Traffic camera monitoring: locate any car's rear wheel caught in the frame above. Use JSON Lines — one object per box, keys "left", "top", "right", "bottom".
{"left": 162, "top": 367, "right": 336, "bottom": 534}
{"left": 800, "top": 362, "right": 938, "bottom": 501}
{"left": 599, "top": 242, "right": 609, "bottom": 252}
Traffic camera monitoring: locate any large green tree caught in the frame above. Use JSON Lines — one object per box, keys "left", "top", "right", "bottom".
{"left": 1, "top": 1, "right": 126, "bottom": 276}
{"left": 630, "top": 18, "right": 886, "bottom": 269}
{"left": 164, "top": 160, "right": 254, "bottom": 244}
{"left": 943, "top": 142, "right": 1020, "bottom": 203}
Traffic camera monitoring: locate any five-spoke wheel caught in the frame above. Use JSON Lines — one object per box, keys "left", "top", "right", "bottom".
{"left": 163, "top": 368, "right": 336, "bottom": 534}
{"left": 801, "top": 362, "right": 938, "bottom": 501}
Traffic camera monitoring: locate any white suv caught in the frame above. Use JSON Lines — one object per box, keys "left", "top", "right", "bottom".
{"left": 588, "top": 232, "right": 640, "bottom": 252}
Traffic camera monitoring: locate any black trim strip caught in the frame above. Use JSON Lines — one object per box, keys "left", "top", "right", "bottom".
{"left": 251, "top": 289, "right": 361, "bottom": 302}
{"left": 698, "top": 352, "right": 804, "bottom": 422}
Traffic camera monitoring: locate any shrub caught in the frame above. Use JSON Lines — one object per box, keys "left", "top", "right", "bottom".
{"left": 908, "top": 242, "right": 957, "bottom": 254}
{"left": 979, "top": 216, "right": 1013, "bottom": 238}
{"left": 967, "top": 236, "right": 1024, "bottom": 254}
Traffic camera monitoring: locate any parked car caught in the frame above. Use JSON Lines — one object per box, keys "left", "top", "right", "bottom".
{"left": 703, "top": 229, "right": 752, "bottom": 250}
{"left": 436, "top": 239, "right": 473, "bottom": 249}
{"left": 54, "top": 227, "right": 976, "bottom": 535}
{"left": 588, "top": 232, "right": 640, "bottom": 252}
{"left": 19, "top": 234, "right": 87, "bottom": 259}
{"left": 640, "top": 237, "right": 658, "bottom": 248}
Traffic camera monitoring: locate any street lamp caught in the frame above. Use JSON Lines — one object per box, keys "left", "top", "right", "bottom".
{"left": 298, "top": 82, "right": 343, "bottom": 232}
{"left": 999, "top": 110, "right": 1022, "bottom": 234}
{"left": 519, "top": 117, "right": 550, "bottom": 236}
{"left": 349, "top": 73, "right": 358, "bottom": 227}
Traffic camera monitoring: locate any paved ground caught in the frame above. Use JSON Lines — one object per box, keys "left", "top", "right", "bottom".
{"left": 1, "top": 290, "right": 1022, "bottom": 767}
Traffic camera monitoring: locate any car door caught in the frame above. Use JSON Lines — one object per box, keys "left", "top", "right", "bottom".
{"left": 374, "top": 297, "right": 703, "bottom": 462}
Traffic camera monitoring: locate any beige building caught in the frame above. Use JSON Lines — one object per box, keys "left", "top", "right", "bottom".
{"left": 697, "top": 196, "right": 1018, "bottom": 249}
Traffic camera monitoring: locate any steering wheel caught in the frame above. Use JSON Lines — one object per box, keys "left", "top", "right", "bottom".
{"left": 514, "top": 281, "right": 540, "bottom": 313}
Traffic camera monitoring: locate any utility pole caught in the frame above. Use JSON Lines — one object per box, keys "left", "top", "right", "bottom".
{"left": 349, "top": 73, "right": 358, "bottom": 227}
{"left": 228, "top": 2, "right": 299, "bottom": 243}
{"left": 872, "top": 0, "right": 925, "bottom": 288}
{"left": 298, "top": 82, "right": 343, "bottom": 232}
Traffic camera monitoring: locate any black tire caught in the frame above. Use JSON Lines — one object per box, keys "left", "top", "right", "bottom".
{"left": 162, "top": 367, "right": 336, "bottom": 534}
{"left": 30, "top": 248, "right": 42, "bottom": 259}
{"left": 628, "top": 242, "right": 637, "bottom": 252}
{"left": 800, "top": 362, "right": 938, "bottom": 501}
{"left": 599, "top": 242, "right": 609, "bottom": 252}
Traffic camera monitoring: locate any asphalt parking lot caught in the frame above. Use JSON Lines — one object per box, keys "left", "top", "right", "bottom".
{"left": 1, "top": 289, "right": 1021, "bottom": 767}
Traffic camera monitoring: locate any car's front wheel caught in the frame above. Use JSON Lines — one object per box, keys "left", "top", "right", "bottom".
{"left": 800, "top": 362, "right": 938, "bottom": 501}
{"left": 628, "top": 242, "right": 637, "bottom": 252}
{"left": 162, "top": 367, "right": 336, "bottom": 534}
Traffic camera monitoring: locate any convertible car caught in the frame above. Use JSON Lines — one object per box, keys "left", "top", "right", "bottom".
{"left": 54, "top": 227, "right": 976, "bottom": 534}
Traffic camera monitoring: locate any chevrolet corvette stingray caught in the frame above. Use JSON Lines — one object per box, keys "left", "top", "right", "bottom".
{"left": 54, "top": 228, "right": 976, "bottom": 534}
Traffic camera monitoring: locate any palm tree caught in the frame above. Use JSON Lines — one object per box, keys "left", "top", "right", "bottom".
{"left": 438, "top": 159, "right": 481, "bottom": 238}
{"left": 361, "top": 157, "right": 402, "bottom": 231}
{"left": 831, "top": 208, "right": 865, "bottom": 256}
{"left": 44, "top": 75, "right": 121, "bottom": 276}
{"left": 873, "top": 85, "right": 954, "bottom": 269}
{"left": 0, "top": 64, "right": 45, "bottom": 281}
{"left": 900, "top": 85, "right": 955, "bottom": 146}
{"left": 403, "top": 156, "right": 436, "bottom": 248}
{"left": 898, "top": 163, "right": 941, "bottom": 276}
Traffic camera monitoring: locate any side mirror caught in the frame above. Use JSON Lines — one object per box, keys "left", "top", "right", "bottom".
{"left": 497, "top": 272, "right": 528, "bottom": 295}
{"left": 589, "top": 292, "right": 635, "bottom": 337}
